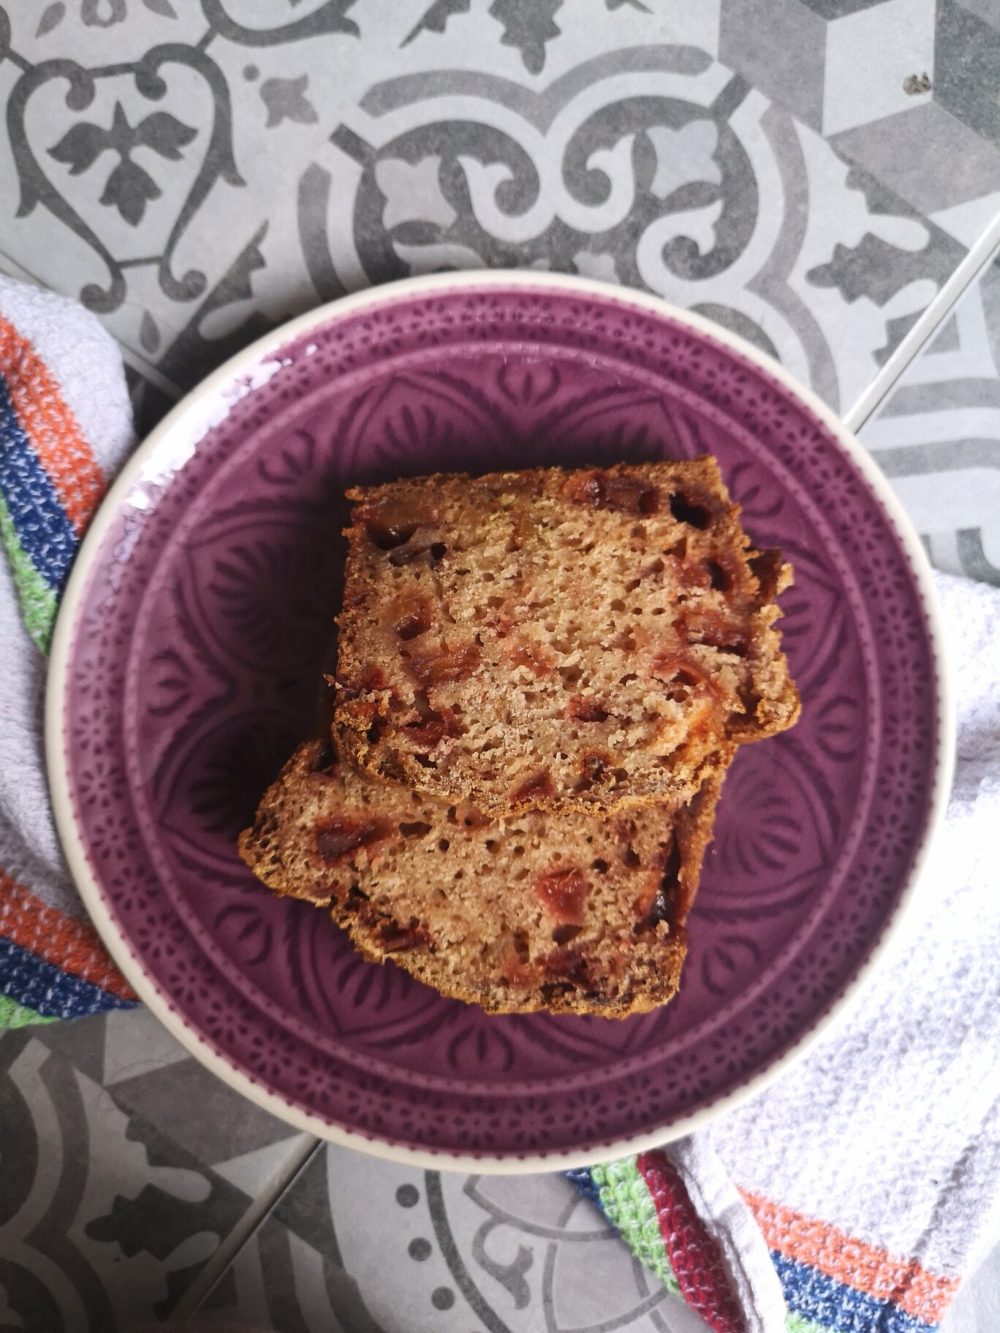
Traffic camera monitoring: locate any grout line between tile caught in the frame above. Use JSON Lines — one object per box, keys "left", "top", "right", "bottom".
{"left": 170, "top": 1132, "right": 323, "bottom": 1318}
{"left": 844, "top": 208, "right": 1000, "bottom": 434}
{"left": 0, "top": 248, "right": 53, "bottom": 289}
{"left": 118, "top": 342, "right": 185, "bottom": 402}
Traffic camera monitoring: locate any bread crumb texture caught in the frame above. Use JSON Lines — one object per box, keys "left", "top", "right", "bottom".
{"left": 239, "top": 740, "right": 724, "bottom": 1017}
{"left": 334, "top": 461, "right": 799, "bottom": 817}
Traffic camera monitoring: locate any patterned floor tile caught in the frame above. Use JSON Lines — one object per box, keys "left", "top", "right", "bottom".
{"left": 831, "top": 101, "right": 1000, "bottom": 218}
{"left": 318, "top": 52, "right": 967, "bottom": 416}
{"left": 860, "top": 259, "right": 1000, "bottom": 582}
{"left": 719, "top": 0, "right": 827, "bottom": 128}
{"left": 0, "top": 1012, "right": 309, "bottom": 1331}
{"left": 819, "top": 0, "right": 936, "bottom": 137}
{"left": 199, "top": 1144, "right": 714, "bottom": 1333}
{"left": 718, "top": 0, "right": 1000, "bottom": 217}
{"left": 799, "top": 0, "right": 892, "bottom": 16}
{"left": 0, "top": 0, "right": 987, "bottom": 426}
{"left": 198, "top": 1148, "right": 378, "bottom": 1333}
{"left": 719, "top": 0, "right": 937, "bottom": 136}
{"left": 35, "top": 1008, "right": 305, "bottom": 1173}
{"left": 934, "top": 0, "right": 1000, "bottom": 147}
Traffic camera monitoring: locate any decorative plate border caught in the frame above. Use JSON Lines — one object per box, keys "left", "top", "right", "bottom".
{"left": 46, "top": 271, "right": 954, "bottom": 1173}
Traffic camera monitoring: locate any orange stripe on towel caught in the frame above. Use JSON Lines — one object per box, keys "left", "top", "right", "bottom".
{"left": 0, "top": 869, "right": 135, "bottom": 1001}
{"left": 743, "top": 1191, "right": 960, "bottom": 1325}
{"left": 0, "top": 316, "right": 106, "bottom": 534}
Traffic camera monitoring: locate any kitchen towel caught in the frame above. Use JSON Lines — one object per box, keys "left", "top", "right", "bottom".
{"left": 3, "top": 275, "right": 998, "bottom": 1333}
{"left": 0, "top": 274, "right": 137, "bottom": 1024}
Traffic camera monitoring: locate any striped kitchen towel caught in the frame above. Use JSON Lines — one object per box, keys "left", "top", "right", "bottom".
{"left": 569, "top": 1154, "right": 964, "bottom": 1333}
{"left": 0, "top": 275, "right": 137, "bottom": 1024}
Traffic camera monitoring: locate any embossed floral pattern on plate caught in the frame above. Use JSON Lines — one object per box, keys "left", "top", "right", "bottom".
{"left": 50, "top": 275, "right": 945, "bottom": 1165}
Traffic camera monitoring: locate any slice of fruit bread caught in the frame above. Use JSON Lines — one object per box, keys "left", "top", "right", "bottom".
{"left": 334, "top": 461, "right": 798, "bottom": 816}
{"left": 238, "top": 739, "right": 726, "bottom": 1018}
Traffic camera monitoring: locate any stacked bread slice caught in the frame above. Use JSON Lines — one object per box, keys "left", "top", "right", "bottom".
{"left": 239, "top": 461, "right": 799, "bottom": 1017}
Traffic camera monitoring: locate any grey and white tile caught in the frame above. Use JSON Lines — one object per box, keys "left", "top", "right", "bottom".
{"left": 861, "top": 257, "right": 1000, "bottom": 582}
{"left": 4, "top": 1006, "right": 995, "bottom": 1330}
{"left": 196, "top": 1148, "right": 379, "bottom": 1333}
{"left": 717, "top": 0, "right": 1000, "bottom": 220}
{"left": 0, "top": 1010, "right": 307, "bottom": 1331}
{"left": 720, "top": 0, "right": 936, "bottom": 138}
{"left": 934, "top": 0, "right": 1000, "bottom": 148}
{"left": 0, "top": 0, "right": 990, "bottom": 425}
{"left": 199, "top": 1144, "right": 715, "bottom": 1333}
{"left": 309, "top": 41, "right": 966, "bottom": 416}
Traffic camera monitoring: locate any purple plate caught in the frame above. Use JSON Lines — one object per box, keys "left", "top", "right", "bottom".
{"left": 47, "top": 274, "right": 950, "bottom": 1170}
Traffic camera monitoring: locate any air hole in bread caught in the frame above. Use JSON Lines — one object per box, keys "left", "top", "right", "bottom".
{"left": 387, "top": 540, "right": 447, "bottom": 568}
{"left": 399, "top": 821, "right": 432, "bottom": 838}
{"left": 311, "top": 740, "right": 335, "bottom": 773}
{"left": 552, "top": 923, "right": 583, "bottom": 946}
{"left": 568, "top": 697, "right": 608, "bottom": 723}
{"left": 705, "top": 560, "right": 730, "bottom": 591}
{"left": 669, "top": 492, "right": 711, "bottom": 529}
{"left": 740, "top": 683, "right": 761, "bottom": 720}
